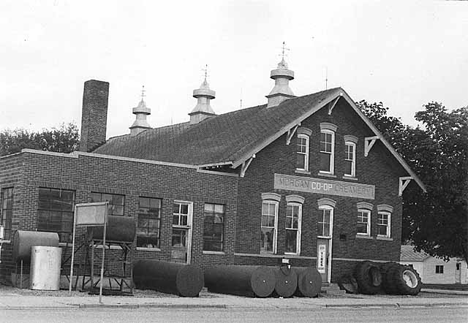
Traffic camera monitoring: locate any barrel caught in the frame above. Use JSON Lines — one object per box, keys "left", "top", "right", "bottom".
{"left": 274, "top": 266, "right": 298, "bottom": 298}
{"left": 12, "top": 231, "right": 60, "bottom": 263}
{"left": 30, "top": 246, "right": 62, "bottom": 290}
{"left": 88, "top": 216, "right": 136, "bottom": 242}
{"left": 133, "top": 260, "right": 204, "bottom": 297}
{"left": 204, "top": 265, "right": 276, "bottom": 298}
{"left": 293, "top": 267, "right": 322, "bottom": 297}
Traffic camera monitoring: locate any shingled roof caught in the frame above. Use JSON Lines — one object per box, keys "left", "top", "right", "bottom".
{"left": 93, "top": 87, "right": 426, "bottom": 192}
{"left": 400, "top": 245, "right": 431, "bottom": 262}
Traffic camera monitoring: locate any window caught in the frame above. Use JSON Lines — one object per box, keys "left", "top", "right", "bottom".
{"left": 285, "top": 202, "right": 302, "bottom": 254}
{"left": 377, "top": 205, "right": 393, "bottom": 238}
{"left": 136, "top": 197, "right": 162, "bottom": 248}
{"left": 173, "top": 202, "right": 190, "bottom": 226}
{"left": 203, "top": 203, "right": 225, "bottom": 252}
{"left": 38, "top": 188, "right": 75, "bottom": 242}
{"left": 0, "top": 188, "right": 13, "bottom": 240}
{"left": 296, "top": 134, "right": 309, "bottom": 171}
{"left": 261, "top": 193, "right": 280, "bottom": 254}
{"left": 318, "top": 207, "right": 332, "bottom": 237}
{"left": 456, "top": 263, "right": 461, "bottom": 271}
{"left": 435, "top": 265, "right": 444, "bottom": 274}
{"left": 344, "top": 135, "right": 358, "bottom": 177}
{"left": 357, "top": 210, "right": 371, "bottom": 236}
{"left": 90, "top": 192, "right": 125, "bottom": 216}
{"left": 345, "top": 142, "right": 356, "bottom": 177}
{"left": 319, "top": 123, "right": 337, "bottom": 174}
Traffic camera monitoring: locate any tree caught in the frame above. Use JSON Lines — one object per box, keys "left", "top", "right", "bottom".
{"left": 0, "top": 123, "right": 80, "bottom": 156}
{"left": 358, "top": 100, "right": 468, "bottom": 263}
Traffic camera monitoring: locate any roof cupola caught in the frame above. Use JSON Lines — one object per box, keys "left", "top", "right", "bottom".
{"left": 189, "top": 65, "right": 216, "bottom": 125}
{"left": 130, "top": 86, "right": 151, "bottom": 136}
{"left": 266, "top": 42, "right": 296, "bottom": 108}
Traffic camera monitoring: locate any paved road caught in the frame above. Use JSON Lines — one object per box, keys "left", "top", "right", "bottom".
{"left": 2, "top": 306, "right": 467, "bottom": 323}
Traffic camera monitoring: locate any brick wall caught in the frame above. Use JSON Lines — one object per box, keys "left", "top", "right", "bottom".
{"left": 0, "top": 151, "right": 238, "bottom": 282}
{"left": 235, "top": 101, "right": 405, "bottom": 282}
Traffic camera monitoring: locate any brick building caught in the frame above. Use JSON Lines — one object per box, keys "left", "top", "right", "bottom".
{"left": 0, "top": 54, "right": 425, "bottom": 284}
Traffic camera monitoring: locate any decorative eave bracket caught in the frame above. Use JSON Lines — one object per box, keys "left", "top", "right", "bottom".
{"left": 399, "top": 176, "right": 412, "bottom": 196}
{"left": 328, "top": 95, "right": 341, "bottom": 115}
{"left": 364, "top": 136, "right": 380, "bottom": 157}
{"left": 240, "top": 154, "right": 256, "bottom": 178}
{"left": 286, "top": 124, "right": 301, "bottom": 145}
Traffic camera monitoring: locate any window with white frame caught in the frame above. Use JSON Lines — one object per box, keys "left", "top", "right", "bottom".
{"left": 357, "top": 210, "right": 371, "bottom": 236}
{"left": 344, "top": 135, "right": 358, "bottom": 177}
{"left": 356, "top": 202, "right": 373, "bottom": 236}
{"left": 0, "top": 187, "right": 13, "bottom": 240}
{"left": 260, "top": 193, "right": 280, "bottom": 254}
{"left": 297, "top": 134, "right": 309, "bottom": 171}
{"left": 285, "top": 195, "right": 304, "bottom": 255}
{"left": 377, "top": 204, "right": 393, "bottom": 238}
{"left": 317, "top": 198, "right": 336, "bottom": 238}
{"left": 319, "top": 123, "right": 337, "bottom": 175}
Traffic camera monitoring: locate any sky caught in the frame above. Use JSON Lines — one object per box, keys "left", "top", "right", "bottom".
{"left": 1, "top": 0, "right": 467, "bottom": 139}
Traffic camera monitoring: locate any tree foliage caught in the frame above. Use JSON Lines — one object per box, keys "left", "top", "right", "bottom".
{"left": 358, "top": 100, "right": 468, "bottom": 263}
{"left": 0, "top": 123, "right": 80, "bottom": 156}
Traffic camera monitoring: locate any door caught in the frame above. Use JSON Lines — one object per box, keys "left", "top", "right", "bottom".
{"left": 455, "top": 262, "right": 461, "bottom": 284}
{"left": 171, "top": 201, "right": 193, "bottom": 264}
{"left": 317, "top": 238, "right": 330, "bottom": 283}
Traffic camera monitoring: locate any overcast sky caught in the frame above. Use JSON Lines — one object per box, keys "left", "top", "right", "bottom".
{"left": 1, "top": 0, "right": 467, "bottom": 138}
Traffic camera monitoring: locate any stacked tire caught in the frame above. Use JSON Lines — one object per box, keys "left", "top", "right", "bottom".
{"left": 350, "top": 261, "right": 422, "bottom": 296}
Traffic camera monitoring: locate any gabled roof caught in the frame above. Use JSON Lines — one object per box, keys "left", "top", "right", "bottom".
{"left": 94, "top": 87, "right": 426, "bottom": 192}
{"left": 400, "top": 245, "right": 431, "bottom": 262}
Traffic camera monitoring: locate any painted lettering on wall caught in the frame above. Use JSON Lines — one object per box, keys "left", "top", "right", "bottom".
{"left": 274, "top": 174, "right": 375, "bottom": 200}
{"left": 318, "top": 245, "right": 326, "bottom": 273}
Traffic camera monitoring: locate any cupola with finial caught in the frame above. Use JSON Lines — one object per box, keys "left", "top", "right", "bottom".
{"left": 189, "top": 64, "right": 216, "bottom": 125}
{"left": 266, "top": 42, "right": 296, "bottom": 108}
{"left": 130, "top": 86, "right": 151, "bottom": 136}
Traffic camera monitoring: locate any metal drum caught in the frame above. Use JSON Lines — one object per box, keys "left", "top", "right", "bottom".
{"left": 30, "top": 246, "right": 62, "bottom": 290}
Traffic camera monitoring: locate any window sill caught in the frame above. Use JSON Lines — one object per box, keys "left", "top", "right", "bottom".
{"left": 318, "top": 172, "right": 336, "bottom": 178}
{"left": 342, "top": 175, "right": 358, "bottom": 181}
{"left": 136, "top": 247, "right": 161, "bottom": 252}
{"left": 376, "top": 236, "right": 393, "bottom": 241}
{"left": 295, "top": 169, "right": 311, "bottom": 175}
{"left": 203, "top": 251, "right": 225, "bottom": 255}
{"left": 317, "top": 236, "right": 332, "bottom": 239}
{"left": 356, "top": 235, "right": 373, "bottom": 240}
{"left": 1, "top": 240, "right": 12, "bottom": 244}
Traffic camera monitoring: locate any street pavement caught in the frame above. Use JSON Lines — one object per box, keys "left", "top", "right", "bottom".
{"left": 0, "top": 287, "right": 467, "bottom": 310}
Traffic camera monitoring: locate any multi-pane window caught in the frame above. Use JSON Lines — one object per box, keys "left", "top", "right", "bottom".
{"left": 173, "top": 202, "right": 189, "bottom": 226}
{"left": 136, "top": 197, "right": 162, "bottom": 248}
{"left": 317, "top": 206, "right": 333, "bottom": 237}
{"left": 344, "top": 142, "right": 356, "bottom": 177}
{"left": 377, "top": 212, "right": 391, "bottom": 237}
{"left": 285, "top": 203, "right": 302, "bottom": 254}
{"left": 296, "top": 134, "right": 309, "bottom": 171}
{"left": 261, "top": 201, "right": 278, "bottom": 254}
{"left": 90, "top": 192, "right": 125, "bottom": 216}
{"left": 435, "top": 265, "right": 444, "bottom": 274}
{"left": 320, "top": 131, "right": 335, "bottom": 174}
{"left": 0, "top": 188, "right": 13, "bottom": 240}
{"left": 38, "top": 188, "right": 75, "bottom": 242}
{"left": 357, "top": 210, "right": 371, "bottom": 236}
{"left": 203, "top": 203, "right": 225, "bottom": 252}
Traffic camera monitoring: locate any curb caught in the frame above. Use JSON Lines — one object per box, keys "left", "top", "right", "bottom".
{"left": 78, "top": 303, "right": 228, "bottom": 309}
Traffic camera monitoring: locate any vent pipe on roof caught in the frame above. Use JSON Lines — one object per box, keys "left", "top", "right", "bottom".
{"left": 130, "top": 86, "right": 151, "bottom": 136}
{"left": 189, "top": 65, "right": 216, "bottom": 125}
{"left": 266, "top": 42, "right": 296, "bottom": 108}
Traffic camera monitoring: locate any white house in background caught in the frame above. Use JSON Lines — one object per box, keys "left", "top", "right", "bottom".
{"left": 400, "top": 245, "right": 468, "bottom": 284}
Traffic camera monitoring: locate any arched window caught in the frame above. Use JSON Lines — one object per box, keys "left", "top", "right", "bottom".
{"left": 317, "top": 198, "right": 336, "bottom": 238}
{"left": 344, "top": 135, "right": 358, "bottom": 178}
{"left": 356, "top": 202, "right": 373, "bottom": 237}
{"left": 260, "top": 193, "right": 280, "bottom": 254}
{"left": 296, "top": 127, "right": 312, "bottom": 172}
{"left": 285, "top": 195, "right": 304, "bottom": 255}
{"left": 319, "top": 123, "right": 337, "bottom": 175}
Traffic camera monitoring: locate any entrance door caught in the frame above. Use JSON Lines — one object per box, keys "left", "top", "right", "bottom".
{"left": 171, "top": 201, "right": 193, "bottom": 264}
{"left": 317, "top": 238, "right": 330, "bottom": 282}
{"left": 455, "top": 262, "right": 462, "bottom": 284}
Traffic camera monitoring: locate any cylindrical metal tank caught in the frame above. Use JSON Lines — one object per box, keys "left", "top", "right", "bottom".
{"left": 293, "top": 266, "right": 322, "bottom": 297}
{"left": 13, "top": 231, "right": 60, "bottom": 263}
{"left": 133, "top": 260, "right": 204, "bottom": 297}
{"left": 30, "top": 246, "right": 62, "bottom": 290}
{"left": 88, "top": 216, "right": 136, "bottom": 242}
{"left": 274, "top": 266, "right": 298, "bottom": 298}
{"left": 204, "top": 265, "right": 276, "bottom": 298}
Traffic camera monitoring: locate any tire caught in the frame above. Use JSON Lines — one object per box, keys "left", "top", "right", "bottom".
{"left": 381, "top": 262, "right": 400, "bottom": 295}
{"left": 353, "top": 261, "right": 382, "bottom": 295}
{"left": 388, "top": 265, "right": 422, "bottom": 296}
{"left": 338, "top": 274, "right": 358, "bottom": 294}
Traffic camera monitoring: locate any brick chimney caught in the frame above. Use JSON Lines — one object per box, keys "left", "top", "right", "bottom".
{"left": 79, "top": 80, "right": 110, "bottom": 152}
